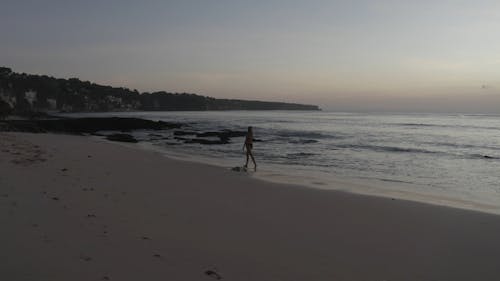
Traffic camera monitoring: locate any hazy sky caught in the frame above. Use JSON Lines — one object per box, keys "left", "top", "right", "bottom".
{"left": 2, "top": 0, "right": 500, "bottom": 113}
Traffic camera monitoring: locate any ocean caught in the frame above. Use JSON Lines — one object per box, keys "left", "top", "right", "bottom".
{"left": 64, "top": 111, "right": 500, "bottom": 214}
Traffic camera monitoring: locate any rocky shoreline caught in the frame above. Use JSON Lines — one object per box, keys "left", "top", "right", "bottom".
{"left": 0, "top": 117, "right": 251, "bottom": 145}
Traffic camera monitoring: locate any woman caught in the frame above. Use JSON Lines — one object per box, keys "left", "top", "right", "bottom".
{"left": 243, "top": 126, "right": 257, "bottom": 170}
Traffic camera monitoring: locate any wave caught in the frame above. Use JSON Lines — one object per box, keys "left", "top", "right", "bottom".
{"left": 334, "top": 144, "right": 500, "bottom": 161}
{"left": 286, "top": 152, "right": 318, "bottom": 158}
{"left": 376, "top": 178, "right": 415, "bottom": 185}
{"left": 289, "top": 139, "right": 319, "bottom": 144}
{"left": 276, "top": 130, "right": 336, "bottom": 139}
{"left": 468, "top": 154, "right": 500, "bottom": 160}
{"left": 422, "top": 141, "right": 500, "bottom": 151}
{"left": 396, "top": 123, "right": 500, "bottom": 131}
{"left": 336, "top": 144, "right": 439, "bottom": 154}
{"left": 398, "top": 123, "right": 440, "bottom": 127}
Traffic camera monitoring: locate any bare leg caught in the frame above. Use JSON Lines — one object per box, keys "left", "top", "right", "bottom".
{"left": 245, "top": 152, "right": 249, "bottom": 168}
{"left": 249, "top": 151, "right": 257, "bottom": 170}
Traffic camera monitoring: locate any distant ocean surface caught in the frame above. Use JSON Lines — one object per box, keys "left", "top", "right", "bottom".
{"left": 64, "top": 111, "right": 500, "bottom": 214}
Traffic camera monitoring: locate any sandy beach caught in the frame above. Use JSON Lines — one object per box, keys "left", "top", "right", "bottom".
{"left": 2, "top": 132, "right": 500, "bottom": 281}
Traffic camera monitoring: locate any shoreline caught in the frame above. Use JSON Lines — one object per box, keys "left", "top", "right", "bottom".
{"left": 135, "top": 139, "right": 500, "bottom": 216}
{"left": 4, "top": 112, "right": 498, "bottom": 216}
{"left": 2, "top": 132, "right": 500, "bottom": 280}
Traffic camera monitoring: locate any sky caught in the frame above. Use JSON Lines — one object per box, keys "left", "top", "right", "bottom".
{"left": 1, "top": 0, "right": 500, "bottom": 113}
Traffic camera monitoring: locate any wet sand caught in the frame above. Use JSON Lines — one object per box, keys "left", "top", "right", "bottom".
{"left": 1, "top": 132, "right": 500, "bottom": 281}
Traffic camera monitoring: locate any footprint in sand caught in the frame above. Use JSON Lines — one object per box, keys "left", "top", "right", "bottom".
{"left": 80, "top": 254, "right": 92, "bottom": 262}
{"left": 153, "top": 253, "right": 164, "bottom": 260}
{"left": 205, "top": 269, "right": 223, "bottom": 280}
{"left": 42, "top": 235, "right": 52, "bottom": 243}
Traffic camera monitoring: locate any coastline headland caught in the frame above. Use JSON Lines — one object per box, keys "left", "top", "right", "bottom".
{"left": 0, "top": 66, "right": 320, "bottom": 117}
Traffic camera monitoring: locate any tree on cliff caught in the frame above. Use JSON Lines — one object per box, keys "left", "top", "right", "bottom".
{"left": 0, "top": 99, "right": 12, "bottom": 119}
{"left": 0, "top": 66, "right": 320, "bottom": 114}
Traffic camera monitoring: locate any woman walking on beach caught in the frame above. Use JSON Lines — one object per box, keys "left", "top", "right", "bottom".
{"left": 243, "top": 126, "right": 257, "bottom": 170}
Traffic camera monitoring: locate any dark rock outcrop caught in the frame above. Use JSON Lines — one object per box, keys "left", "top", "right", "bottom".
{"left": 196, "top": 130, "right": 246, "bottom": 139}
{"left": 173, "top": 130, "right": 197, "bottom": 136}
{"left": 185, "top": 138, "right": 229, "bottom": 145}
{"left": 1, "top": 117, "right": 182, "bottom": 134}
{"left": 106, "top": 133, "right": 138, "bottom": 143}
{"left": 174, "top": 136, "right": 189, "bottom": 141}
{"left": 170, "top": 129, "right": 249, "bottom": 145}
{"left": 35, "top": 117, "right": 181, "bottom": 133}
{"left": 0, "top": 120, "right": 47, "bottom": 133}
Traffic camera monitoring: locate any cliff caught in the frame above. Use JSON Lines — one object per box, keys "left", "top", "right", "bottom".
{"left": 0, "top": 67, "right": 320, "bottom": 117}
